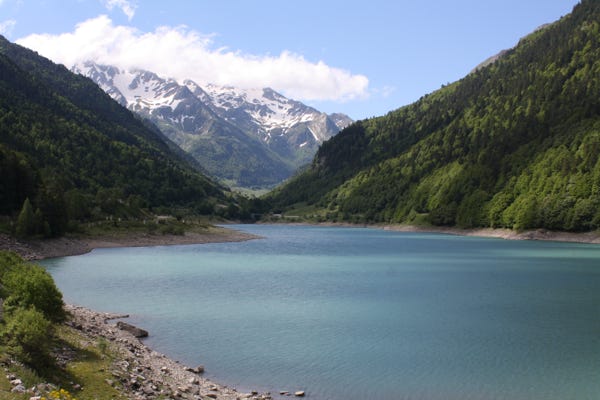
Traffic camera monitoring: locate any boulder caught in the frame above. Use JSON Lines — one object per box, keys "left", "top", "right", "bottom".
{"left": 142, "top": 385, "right": 155, "bottom": 396}
{"left": 188, "top": 377, "right": 198, "bottom": 385}
{"left": 186, "top": 365, "right": 205, "bottom": 374}
{"left": 294, "top": 391, "right": 305, "bottom": 397}
{"left": 116, "top": 321, "right": 149, "bottom": 338}
{"left": 11, "top": 384, "right": 26, "bottom": 393}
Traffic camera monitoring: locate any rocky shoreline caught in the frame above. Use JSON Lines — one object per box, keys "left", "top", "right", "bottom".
{"left": 5, "top": 304, "right": 295, "bottom": 400}
{"left": 380, "top": 225, "right": 600, "bottom": 244}
{"left": 3, "top": 222, "right": 597, "bottom": 400}
{"left": 0, "top": 226, "right": 259, "bottom": 261}
{"left": 264, "top": 221, "right": 600, "bottom": 244}
{"left": 63, "top": 304, "right": 275, "bottom": 400}
{"left": 1, "top": 227, "right": 311, "bottom": 400}
{"left": 2, "top": 224, "right": 599, "bottom": 263}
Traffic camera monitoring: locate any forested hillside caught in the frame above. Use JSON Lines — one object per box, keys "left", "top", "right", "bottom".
{"left": 268, "top": 0, "right": 600, "bottom": 232}
{"left": 0, "top": 36, "right": 228, "bottom": 236}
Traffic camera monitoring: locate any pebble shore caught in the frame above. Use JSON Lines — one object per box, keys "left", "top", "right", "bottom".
{"left": 63, "top": 304, "right": 275, "bottom": 400}
{"left": 1, "top": 227, "right": 298, "bottom": 400}
{"left": 0, "top": 226, "right": 260, "bottom": 261}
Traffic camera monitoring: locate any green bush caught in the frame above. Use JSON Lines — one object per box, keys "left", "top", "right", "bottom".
{"left": 0, "top": 251, "right": 23, "bottom": 279}
{"left": 0, "top": 251, "right": 65, "bottom": 324}
{"left": 0, "top": 251, "right": 66, "bottom": 367}
{"left": 159, "top": 224, "right": 185, "bottom": 235}
{"left": 2, "top": 307, "right": 52, "bottom": 365}
{"left": 3, "top": 263, "right": 65, "bottom": 323}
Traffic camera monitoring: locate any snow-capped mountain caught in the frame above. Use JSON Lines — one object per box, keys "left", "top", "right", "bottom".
{"left": 201, "top": 83, "right": 335, "bottom": 141}
{"left": 72, "top": 61, "right": 352, "bottom": 188}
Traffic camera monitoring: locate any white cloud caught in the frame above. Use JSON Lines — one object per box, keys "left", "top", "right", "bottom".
{"left": 0, "top": 19, "right": 16, "bottom": 37}
{"left": 16, "top": 15, "right": 369, "bottom": 102}
{"left": 103, "top": 0, "right": 137, "bottom": 20}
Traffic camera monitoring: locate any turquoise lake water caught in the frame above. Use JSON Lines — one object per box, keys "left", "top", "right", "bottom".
{"left": 41, "top": 225, "right": 600, "bottom": 400}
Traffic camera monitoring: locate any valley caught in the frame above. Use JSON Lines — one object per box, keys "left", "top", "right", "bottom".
{"left": 0, "top": 2, "right": 599, "bottom": 400}
{"left": 73, "top": 62, "right": 351, "bottom": 189}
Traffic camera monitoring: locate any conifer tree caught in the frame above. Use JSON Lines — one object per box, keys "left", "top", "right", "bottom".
{"left": 15, "top": 198, "right": 35, "bottom": 238}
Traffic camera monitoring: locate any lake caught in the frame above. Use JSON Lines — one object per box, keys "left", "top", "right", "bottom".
{"left": 41, "top": 224, "right": 600, "bottom": 400}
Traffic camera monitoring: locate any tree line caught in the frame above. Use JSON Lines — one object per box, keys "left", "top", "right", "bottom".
{"left": 267, "top": 0, "right": 600, "bottom": 232}
{"left": 0, "top": 36, "right": 253, "bottom": 237}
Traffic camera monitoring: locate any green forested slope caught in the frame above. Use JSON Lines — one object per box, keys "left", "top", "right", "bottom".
{"left": 0, "top": 37, "right": 226, "bottom": 235}
{"left": 268, "top": 0, "right": 600, "bottom": 232}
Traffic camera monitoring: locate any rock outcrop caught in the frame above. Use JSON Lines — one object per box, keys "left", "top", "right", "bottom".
{"left": 116, "top": 321, "right": 149, "bottom": 338}
{"left": 65, "top": 304, "right": 273, "bottom": 400}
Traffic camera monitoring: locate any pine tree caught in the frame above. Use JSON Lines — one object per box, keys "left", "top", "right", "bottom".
{"left": 15, "top": 198, "right": 35, "bottom": 238}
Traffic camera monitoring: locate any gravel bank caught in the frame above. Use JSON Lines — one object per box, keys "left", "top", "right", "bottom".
{"left": 65, "top": 304, "right": 273, "bottom": 400}
{"left": 381, "top": 225, "right": 600, "bottom": 243}
{"left": 0, "top": 226, "right": 259, "bottom": 261}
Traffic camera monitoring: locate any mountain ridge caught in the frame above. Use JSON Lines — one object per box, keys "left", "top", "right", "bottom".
{"left": 266, "top": 0, "right": 600, "bottom": 232}
{"left": 72, "top": 61, "right": 352, "bottom": 188}
{"left": 0, "top": 35, "right": 233, "bottom": 235}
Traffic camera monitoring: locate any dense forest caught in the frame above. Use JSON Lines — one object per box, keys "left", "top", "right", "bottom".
{"left": 267, "top": 0, "right": 600, "bottom": 232}
{"left": 0, "top": 36, "right": 237, "bottom": 237}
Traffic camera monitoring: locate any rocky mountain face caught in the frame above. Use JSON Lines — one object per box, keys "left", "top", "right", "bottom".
{"left": 72, "top": 62, "right": 352, "bottom": 188}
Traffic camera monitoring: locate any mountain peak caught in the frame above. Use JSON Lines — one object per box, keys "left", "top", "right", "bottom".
{"left": 73, "top": 61, "right": 352, "bottom": 189}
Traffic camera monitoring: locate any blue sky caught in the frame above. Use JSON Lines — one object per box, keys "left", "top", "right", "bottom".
{"left": 1, "top": 0, "right": 577, "bottom": 120}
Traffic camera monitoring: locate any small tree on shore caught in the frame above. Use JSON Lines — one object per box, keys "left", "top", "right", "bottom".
{"left": 0, "top": 251, "right": 65, "bottom": 367}
{"left": 15, "top": 198, "right": 35, "bottom": 237}
{"left": 2, "top": 306, "right": 52, "bottom": 365}
{"left": 3, "top": 263, "right": 65, "bottom": 323}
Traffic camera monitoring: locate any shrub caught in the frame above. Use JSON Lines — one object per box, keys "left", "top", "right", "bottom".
{"left": 0, "top": 251, "right": 23, "bottom": 280}
{"left": 2, "top": 307, "right": 52, "bottom": 365}
{"left": 1, "top": 253, "right": 65, "bottom": 323}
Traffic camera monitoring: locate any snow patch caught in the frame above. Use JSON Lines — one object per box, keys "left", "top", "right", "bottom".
{"left": 307, "top": 127, "right": 320, "bottom": 142}
{"left": 73, "top": 61, "right": 351, "bottom": 145}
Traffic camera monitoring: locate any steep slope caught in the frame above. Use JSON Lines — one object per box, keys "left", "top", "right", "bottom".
{"left": 268, "top": 0, "right": 600, "bottom": 232}
{"left": 72, "top": 62, "right": 351, "bottom": 188}
{"left": 0, "top": 36, "right": 226, "bottom": 235}
{"left": 71, "top": 62, "right": 293, "bottom": 188}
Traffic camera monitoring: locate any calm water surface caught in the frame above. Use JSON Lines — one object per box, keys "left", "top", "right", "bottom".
{"left": 41, "top": 225, "right": 600, "bottom": 400}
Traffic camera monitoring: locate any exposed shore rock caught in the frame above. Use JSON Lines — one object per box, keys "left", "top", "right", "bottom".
{"left": 259, "top": 222, "right": 600, "bottom": 244}
{"left": 0, "top": 226, "right": 259, "bottom": 261}
{"left": 381, "top": 225, "right": 600, "bottom": 244}
{"left": 65, "top": 304, "right": 273, "bottom": 400}
{"left": 2, "top": 224, "right": 599, "bottom": 264}
{"left": 116, "top": 321, "right": 149, "bottom": 338}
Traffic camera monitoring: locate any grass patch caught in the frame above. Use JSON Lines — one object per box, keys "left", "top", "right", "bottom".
{"left": 0, "top": 324, "right": 128, "bottom": 400}
{"left": 56, "top": 325, "right": 126, "bottom": 400}
{"left": 70, "top": 215, "right": 213, "bottom": 238}
{"left": 0, "top": 378, "right": 30, "bottom": 400}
